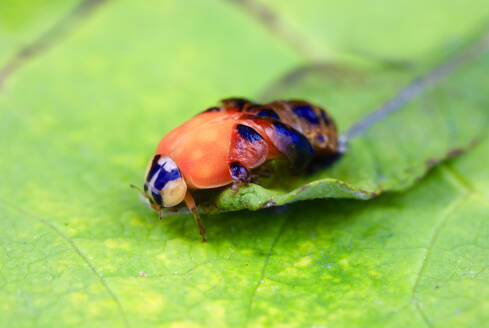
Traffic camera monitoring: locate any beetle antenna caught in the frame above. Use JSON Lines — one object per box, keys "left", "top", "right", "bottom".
{"left": 130, "top": 184, "right": 145, "bottom": 196}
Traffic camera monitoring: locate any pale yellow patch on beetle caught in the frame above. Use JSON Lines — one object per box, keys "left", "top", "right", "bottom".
{"left": 199, "top": 129, "right": 219, "bottom": 142}
{"left": 161, "top": 178, "right": 187, "bottom": 207}
{"left": 197, "top": 163, "right": 214, "bottom": 180}
{"left": 142, "top": 156, "right": 188, "bottom": 208}
{"left": 190, "top": 149, "right": 204, "bottom": 161}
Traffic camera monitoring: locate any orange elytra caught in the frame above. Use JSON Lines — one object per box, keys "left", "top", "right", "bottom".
{"left": 133, "top": 98, "right": 338, "bottom": 241}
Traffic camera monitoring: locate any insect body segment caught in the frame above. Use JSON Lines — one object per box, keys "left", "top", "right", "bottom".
{"left": 138, "top": 98, "right": 338, "bottom": 241}
{"left": 216, "top": 98, "right": 337, "bottom": 154}
{"left": 144, "top": 155, "right": 187, "bottom": 208}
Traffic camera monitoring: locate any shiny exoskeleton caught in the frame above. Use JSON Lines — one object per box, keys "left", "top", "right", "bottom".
{"left": 135, "top": 98, "right": 338, "bottom": 241}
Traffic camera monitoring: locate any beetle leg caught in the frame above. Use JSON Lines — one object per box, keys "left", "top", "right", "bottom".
{"left": 229, "top": 162, "right": 250, "bottom": 194}
{"left": 184, "top": 191, "right": 207, "bottom": 242}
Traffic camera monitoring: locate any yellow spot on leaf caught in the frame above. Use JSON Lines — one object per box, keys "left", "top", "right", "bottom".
{"left": 143, "top": 293, "right": 166, "bottom": 313}
{"left": 296, "top": 256, "right": 312, "bottom": 267}
{"left": 70, "top": 292, "right": 89, "bottom": 304}
{"left": 157, "top": 253, "right": 168, "bottom": 261}
{"left": 169, "top": 321, "right": 200, "bottom": 328}
{"left": 131, "top": 217, "right": 144, "bottom": 227}
{"left": 339, "top": 258, "right": 349, "bottom": 268}
{"left": 104, "top": 239, "right": 131, "bottom": 250}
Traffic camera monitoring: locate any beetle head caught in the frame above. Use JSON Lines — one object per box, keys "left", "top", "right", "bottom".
{"left": 140, "top": 155, "right": 187, "bottom": 210}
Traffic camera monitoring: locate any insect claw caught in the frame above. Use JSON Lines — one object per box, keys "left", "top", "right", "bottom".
{"left": 193, "top": 210, "right": 207, "bottom": 242}
{"left": 231, "top": 181, "right": 242, "bottom": 195}
{"left": 199, "top": 224, "right": 207, "bottom": 242}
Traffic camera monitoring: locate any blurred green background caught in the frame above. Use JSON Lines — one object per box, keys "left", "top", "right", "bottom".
{"left": 1, "top": 0, "right": 489, "bottom": 327}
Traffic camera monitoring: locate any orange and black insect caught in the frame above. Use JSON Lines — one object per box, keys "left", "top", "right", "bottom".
{"left": 132, "top": 98, "right": 338, "bottom": 241}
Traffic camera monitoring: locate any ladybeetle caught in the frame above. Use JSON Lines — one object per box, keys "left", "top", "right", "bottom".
{"left": 132, "top": 98, "right": 338, "bottom": 241}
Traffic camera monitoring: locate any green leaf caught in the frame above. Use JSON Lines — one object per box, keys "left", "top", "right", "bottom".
{"left": 212, "top": 45, "right": 489, "bottom": 212}
{"left": 254, "top": 0, "right": 489, "bottom": 61}
{"left": 0, "top": 0, "right": 78, "bottom": 65}
{"left": 1, "top": 0, "right": 489, "bottom": 327}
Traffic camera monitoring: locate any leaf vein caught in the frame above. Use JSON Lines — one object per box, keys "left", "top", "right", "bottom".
{"left": 244, "top": 216, "right": 287, "bottom": 327}
{"left": 341, "top": 28, "right": 489, "bottom": 142}
{"left": 0, "top": 200, "right": 130, "bottom": 328}
{"left": 227, "top": 0, "right": 317, "bottom": 60}
{"left": 0, "top": 0, "right": 110, "bottom": 89}
{"left": 410, "top": 166, "right": 472, "bottom": 327}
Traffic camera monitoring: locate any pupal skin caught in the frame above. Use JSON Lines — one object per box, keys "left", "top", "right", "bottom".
{"left": 137, "top": 98, "right": 338, "bottom": 242}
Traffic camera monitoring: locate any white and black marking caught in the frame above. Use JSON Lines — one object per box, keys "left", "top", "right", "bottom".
{"left": 145, "top": 156, "right": 182, "bottom": 205}
{"left": 237, "top": 124, "right": 263, "bottom": 142}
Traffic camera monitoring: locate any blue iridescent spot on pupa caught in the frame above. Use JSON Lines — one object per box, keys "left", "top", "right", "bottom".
{"left": 154, "top": 165, "right": 182, "bottom": 190}
{"left": 237, "top": 124, "right": 263, "bottom": 142}
{"left": 146, "top": 155, "right": 162, "bottom": 182}
{"left": 316, "top": 135, "right": 325, "bottom": 142}
{"left": 230, "top": 162, "right": 249, "bottom": 182}
{"left": 320, "top": 110, "right": 330, "bottom": 125}
{"left": 272, "top": 121, "right": 314, "bottom": 169}
{"left": 293, "top": 105, "right": 320, "bottom": 125}
{"left": 152, "top": 190, "right": 163, "bottom": 205}
{"left": 257, "top": 108, "right": 280, "bottom": 120}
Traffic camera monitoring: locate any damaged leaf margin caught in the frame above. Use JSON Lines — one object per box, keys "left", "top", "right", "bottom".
{"left": 184, "top": 28, "right": 489, "bottom": 214}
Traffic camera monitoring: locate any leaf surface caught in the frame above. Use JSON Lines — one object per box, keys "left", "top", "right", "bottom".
{"left": 0, "top": 0, "right": 79, "bottom": 65}
{"left": 1, "top": 1, "right": 489, "bottom": 327}
{"left": 214, "top": 42, "right": 489, "bottom": 211}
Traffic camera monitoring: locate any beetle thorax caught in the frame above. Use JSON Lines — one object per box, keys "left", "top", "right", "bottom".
{"left": 144, "top": 155, "right": 187, "bottom": 208}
